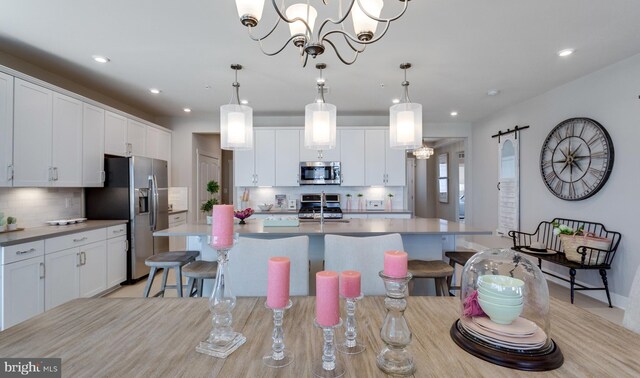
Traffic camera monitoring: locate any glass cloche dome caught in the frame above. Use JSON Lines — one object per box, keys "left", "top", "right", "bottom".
{"left": 451, "top": 248, "right": 563, "bottom": 371}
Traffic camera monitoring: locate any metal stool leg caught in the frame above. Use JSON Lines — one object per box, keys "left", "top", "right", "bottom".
{"left": 159, "top": 268, "right": 169, "bottom": 297}
{"left": 143, "top": 267, "right": 157, "bottom": 298}
{"left": 176, "top": 267, "right": 184, "bottom": 297}
{"left": 197, "top": 279, "right": 204, "bottom": 297}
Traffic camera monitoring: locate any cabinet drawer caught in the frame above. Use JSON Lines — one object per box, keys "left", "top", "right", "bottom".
{"left": 1, "top": 240, "right": 45, "bottom": 265}
{"left": 45, "top": 228, "right": 107, "bottom": 253}
{"left": 107, "top": 224, "right": 127, "bottom": 239}
{"left": 169, "top": 213, "right": 187, "bottom": 224}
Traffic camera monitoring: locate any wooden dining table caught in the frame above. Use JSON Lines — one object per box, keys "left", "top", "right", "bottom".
{"left": 0, "top": 296, "right": 638, "bottom": 377}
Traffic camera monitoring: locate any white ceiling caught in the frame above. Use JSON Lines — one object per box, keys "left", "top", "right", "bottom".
{"left": 1, "top": 1, "right": 640, "bottom": 122}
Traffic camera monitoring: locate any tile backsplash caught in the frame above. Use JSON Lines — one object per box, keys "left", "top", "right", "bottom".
{"left": 0, "top": 188, "right": 83, "bottom": 229}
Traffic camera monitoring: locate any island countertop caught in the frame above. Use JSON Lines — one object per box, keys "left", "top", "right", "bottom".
{"left": 153, "top": 217, "right": 492, "bottom": 237}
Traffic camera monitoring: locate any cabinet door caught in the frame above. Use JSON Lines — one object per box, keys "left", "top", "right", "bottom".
{"left": 52, "top": 92, "right": 83, "bottom": 186}
{"left": 364, "top": 129, "right": 386, "bottom": 186}
{"left": 82, "top": 103, "right": 105, "bottom": 187}
{"left": 107, "top": 236, "right": 127, "bottom": 288}
{"left": 385, "top": 131, "right": 407, "bottom": 186}
{"left": 0, "top": 72, "right": 13, "bottom": 187}
{"left": 1, "top": 257, "right": 44, "bottom": 330}
{"left": 234, "top": 147, "right": 255, "bottom": 187}
{"left": 299, "top": 129, "right": 341, "bottom": 162}
{"left": 340, "top": 129, "right": 365, "bottom": 186}
{"left": 13, "top": 78, "right": 53, "bottom": 186}
{"left": 275, "top": 129, "right": 300, "bottom": 186}
{"left": 254, "top": 129, "right": 276, "bottom": 186}
{"left": 104, "top": 111, "right": 127, "bottom": 156}
{"left": 127, "top": 119, "right": 147, "bottom": 157}
{"left": 79, "top": 241, "right": 107, "bottom": 297}
{"left": 45, "top": 247, "right": 80, "bottom": 311}
{"left": 146, "top": 126, "right": 160, "bottom": 159}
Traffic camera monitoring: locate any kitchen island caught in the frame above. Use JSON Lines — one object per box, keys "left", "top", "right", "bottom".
{"left": 154, "top": 218, "right": 492, "bottom": 295}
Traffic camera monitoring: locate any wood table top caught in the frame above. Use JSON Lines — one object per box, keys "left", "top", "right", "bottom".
{"left": 0, "top": 297, "right": 638, "bottom": 377}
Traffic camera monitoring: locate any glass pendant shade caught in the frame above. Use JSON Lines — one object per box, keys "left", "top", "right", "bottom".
{"left": 351, "top": 0, "right": 384, "bottom": 39}
{"left": 221, "top": 104, "right": 253, "bottom": 150}
{"left": 390, "top": 102, "right": 422, "bottom": 149}
{"left": 286, "top": 4, "right": 318, "bottom": 38}
{"left": 304, "top": 102, "right": 336, "bottom": 151}
{"left": 235, "top": 0, "right": 265, "bottom": 22}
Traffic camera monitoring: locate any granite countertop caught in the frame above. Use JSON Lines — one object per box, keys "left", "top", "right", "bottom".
{"left": 154, "top": 218, "right": 491, "bottom": 237}
{"left": 0, "top": 220, "right": 128, "bottom": 247}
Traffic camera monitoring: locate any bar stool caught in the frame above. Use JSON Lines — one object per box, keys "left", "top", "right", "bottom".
{"left": 143, "top": 251, "right": 199, "bottom": 298}
{"left": 183, "top": 261, "right": 218, "bottom": 297}
{"left": 444, "top": 251, "right": 477, "bottom": 292}
{"left": 407, "top": 260, "right": 454, "bottom": 296}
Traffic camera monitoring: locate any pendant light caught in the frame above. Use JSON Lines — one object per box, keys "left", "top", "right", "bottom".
{"left": 304, "top": 63, "right": 336, "bottom": 159}
{"left": 221, "top": 64, "right": 253, "bottom": 150}
{"left": 389, "top": 63, "right": 422, "bottom": 149}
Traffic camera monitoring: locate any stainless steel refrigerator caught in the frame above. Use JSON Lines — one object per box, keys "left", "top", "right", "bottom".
{"left": 85, "top": 156, "right": 169, "bottom": 282}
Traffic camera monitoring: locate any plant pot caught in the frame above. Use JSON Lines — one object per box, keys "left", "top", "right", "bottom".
{"left": 206, "top": 216, "right": 212, "bottom": 225}
{"left": 7, "top": 224, "right": 17, "bottom": 231}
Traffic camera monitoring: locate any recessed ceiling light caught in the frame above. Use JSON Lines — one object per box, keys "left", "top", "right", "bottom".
{"left": 92, "top": 55, "right": 110, "bottom": 63}
{"left": 149, "top": 88, "right": 161, "bottom": 94}
{"left": 392, "top": 98, "right": 400, "bottom": 104}
{"left": 557, "top": 48, "right": 575, "bottom": 57}
{"left": 183, "top": 108, "right": 191, "bottom": 113}
{"left": 487, "top": 89, "right": 500, "bottom": 96}
{"left": 450, "top": 111, "right": 458, "bottom": 117}
{"left": 240, "top": 99, "right": 249, "bottom": 105}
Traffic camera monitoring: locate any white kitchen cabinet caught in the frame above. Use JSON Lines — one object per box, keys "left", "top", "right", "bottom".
{"left": 1, "top": 255, "right": 45, "bottom": 330}
{"left": 234, "top": 129, "right": 276, "bottom": 187}
{"left": 127, "top": 119, "right": 147, "bottom": 157}
{"left": 82, "top": 103, "right": 105, "bottom": 187}
{"left": 299, "top": 129, "right": 341, "bottom": 162}
{"left": 79, "top": 241, "right": 107, "bottom": 297}
{"left": 44, "top": 247, "right": 80, "bottom": 310}
{"left": 0, "top": 72, "right": 13, "bottom": 187}
{"left": 339, "top": 129, "right": 365, "bottom": 186}
{"left": 107, "top": 235, "right": 127, "bottom": 288}
{"left": 51, "top": 92, "right": 83, "bottom": 186}
{"left": 275, "top": 129, "right": 300, "bottom": 186}
{"left": 105, "top": 111, "right": 127, "bottom": 156}
{"left": 169, "top": 212, "right": 187, "bottom": 251}
{"left": 13, "top": 78, "right": 53, "bottom": 186}
{"left": 364, "top": 129, "right": 406, "bottom": 186}
{"left": 146, "top": 126, "right": 161, "bottom": 159}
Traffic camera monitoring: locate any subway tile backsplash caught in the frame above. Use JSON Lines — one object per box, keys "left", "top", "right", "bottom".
{"left": 0, "top": 188, "right": 83, "bottom": 229}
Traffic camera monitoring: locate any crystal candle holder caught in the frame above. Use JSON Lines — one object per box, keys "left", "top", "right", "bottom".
{"left": 313, "top": 318, "right": 345, "bottom": 378}
{"left": 196, "top": 236, "right": 246, "bottom": 358}
{"left": 337, "top": 293, "right": 365, "bottom": 355}
{"left": 263, "top": 299, "right": 294, "bottom": 368}
{"left": 376, "top": 271, "right": 416, "bottom": 376}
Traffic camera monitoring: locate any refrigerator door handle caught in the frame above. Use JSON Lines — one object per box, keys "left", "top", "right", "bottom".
{"left": 149, "top": 175, "right": 155, "bottom": 231}
{"left": 151, "top": 174, "right": 159, "bottom": 231}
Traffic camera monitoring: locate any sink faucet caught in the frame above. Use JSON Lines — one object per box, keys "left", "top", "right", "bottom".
{"left": 320, "top": 191, "right": 325, "bottom": 225}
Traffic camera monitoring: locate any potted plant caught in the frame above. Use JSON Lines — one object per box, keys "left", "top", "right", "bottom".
{"left": 7, "top": 216, "right": 17, "bottom": 231}
{"left": 0, "top": 212, "right": 5, "bottom": 231}
{"left": 200, "top": 180, "right": 220, "bottom": 224}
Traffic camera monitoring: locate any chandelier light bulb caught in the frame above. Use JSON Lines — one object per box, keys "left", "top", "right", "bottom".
{"left": 286, "top": 4, "right": 318, "bottom": 46}
{"left": 351, "top": 0, "right": 384, "bottom": 41}
{"left": 235, "top": 0, "right": 265, "bottom": 27}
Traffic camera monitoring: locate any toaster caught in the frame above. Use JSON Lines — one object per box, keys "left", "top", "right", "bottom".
{"left": 366, "top": 200, "right": 384, "bottom": 211}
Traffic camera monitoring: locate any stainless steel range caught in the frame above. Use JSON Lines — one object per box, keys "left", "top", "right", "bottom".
{"left": 298, "top": 193, "right": 343, "bottom": 219}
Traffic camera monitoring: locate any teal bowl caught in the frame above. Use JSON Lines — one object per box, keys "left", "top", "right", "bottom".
{"left": 478, "top": 298, "right": 523, "bottom": 325}
{"left": 477, "top": 287, "right": 523, "bottom": 306}
{"left": 477, "top": 275, "right": 524, "bottom": 297}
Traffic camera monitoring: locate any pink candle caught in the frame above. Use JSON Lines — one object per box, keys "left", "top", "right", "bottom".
{"left": 340, "top": 271, "right": 361, "bottom": 298}
{"left": 384, "top": 250, "right": 408, "bottom": 278}
{"left": 211, "top": 205, "right": 234, "bottom": 248}
{"left": 267, "top": 257, "right": 290, "bottom": 308}
{"left": 316, "top": 271, "right": 340, "bottom": 327}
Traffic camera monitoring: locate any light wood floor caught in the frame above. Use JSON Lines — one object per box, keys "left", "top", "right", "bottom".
{"left": 105, "top": 269, "right": 625, "bottom": 326}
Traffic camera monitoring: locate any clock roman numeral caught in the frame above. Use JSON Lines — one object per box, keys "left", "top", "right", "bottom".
{"left": 554, "top": 180, "right": 563, "bottom": 194}
{"left": 545, "top": 171, "right": 556, "bottom": 183}
{"left": 588, "top": 167, "right": 603, "bottom": 178}
{"left": 586, "top": 134, "right": 600, "bottom": 146}
{"left": 569, "top": 182, "right": 576, "bottom": 198}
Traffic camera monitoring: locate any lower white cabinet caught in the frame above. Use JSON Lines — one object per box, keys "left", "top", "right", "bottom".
{"left": 45, "top": 247, "right": 80, "bottom": 310}
{"left": 1, "top": 255, "right": 45, "bottom": 330}
{"left": 107, "top": 235, "right": 127, "bottom": 288}
{"left": 79, "top": 241, "right": 107, "bottom": 297}
{"left": 169, "top": 212, "right": 187, "bottom": 251}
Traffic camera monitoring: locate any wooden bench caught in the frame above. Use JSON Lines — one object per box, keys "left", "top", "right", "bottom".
{"left": 509, "top": 218, "right": 622, "bottom": 307}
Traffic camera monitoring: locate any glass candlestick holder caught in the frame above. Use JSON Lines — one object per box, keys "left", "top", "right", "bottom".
{"left": 263, "top": 299, "right": 294, "bottom": 368}
{"left": 376, "top": 271, "right": 416, "bottom": 376}
{"left": 313, "top": 318, "right": 345, "bottom": 378}
{"left": 196, "top": 237, "right": 246, "bottom": 358}
{"left": 337, "top": 293, "right": 365, "bottom": 355}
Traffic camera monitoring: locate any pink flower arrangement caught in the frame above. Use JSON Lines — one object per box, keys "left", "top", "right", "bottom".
{"left": 463, "top": 290, "right": 485, "bottom": 317}
{"left": 234, "top": 208, "right": 254, "bottom": 224}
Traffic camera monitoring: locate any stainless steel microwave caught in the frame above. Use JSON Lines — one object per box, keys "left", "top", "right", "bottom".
{"left": 299, "top": 161, "right": 341, "bottom": 185}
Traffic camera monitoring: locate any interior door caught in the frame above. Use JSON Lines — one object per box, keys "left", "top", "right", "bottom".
{"left": 197, "top": 152, "right": 220, "bottom": 222}
{"left": 497, "top": 134, "right": 520, "bottom": 235}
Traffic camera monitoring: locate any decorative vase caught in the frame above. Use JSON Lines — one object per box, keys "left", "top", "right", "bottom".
{"left": 7, "top": 224, "right": 17, "bottom": 231}
{"left": 206, "top": 215, "right": 212, "bottom": 225}
{"left": 358, "top": 198, "right": 364, "bottom": 211}
{"left": 345, "top": 197, "right": 352, "bottom": 211}
{"left": 386, "top": 198, "right": 393, "bottom": 211}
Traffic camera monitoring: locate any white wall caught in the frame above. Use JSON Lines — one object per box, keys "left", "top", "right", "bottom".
{"left": 470, "top": 53, "right": 640, "bottom": 306}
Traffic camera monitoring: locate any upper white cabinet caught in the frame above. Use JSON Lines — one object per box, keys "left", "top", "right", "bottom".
{"left": 82, "top": 103, "right": 105, "bottom": 187}
{"left": 0, "top": 72, "right": 13, "bottom": 187}
{"left": 127, "top": 119, "right": 147, "bottom": 157}
{"left": 234, "top": 129, "right": 276, "bottom": 187}
{"left": 104, "top": 111, "right": 127, "bottom": 156}
{"left": 365, "top": 129, "right": 406, "bottom": 186}
{"left": 51, "top": 92, "right": 83, "bottom": 186}
{"left": 299, "top": 130, "right": 341, "bottom": 162}
{"left": 275, "top": 129, "right": 300, "bottom": 186}
{"left": 340, "top": 129, "right": 365, "bottom": 186}
{"left": 146, "top": 126, "right": 171, "bottom": 162}
{"left": 13, "top": 79, "right": 53, "bottom": 186}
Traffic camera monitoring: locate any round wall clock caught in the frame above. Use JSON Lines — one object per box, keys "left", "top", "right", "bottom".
{"left": 540, "top": 117, "right": 614, "bottom": 201}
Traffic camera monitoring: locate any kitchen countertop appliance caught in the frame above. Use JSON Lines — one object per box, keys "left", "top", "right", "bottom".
{"left": 298, "top": 193, "right": 343, "bottom": 219}
{"left": 85, "top": 156, "right": 169, "bottom": 282}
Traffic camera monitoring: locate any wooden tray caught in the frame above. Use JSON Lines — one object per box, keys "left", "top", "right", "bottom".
{"left": 0, "top": 227, "right": 25, "bottom": 234}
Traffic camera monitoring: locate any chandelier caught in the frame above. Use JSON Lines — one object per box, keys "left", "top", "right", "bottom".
{"left": 412, "top": 145, "right": 434, "bottom": 159}
{"left": 220, "top": 64, "right": 254, "bottom": 150}
{"left": 305, "top": 63, "right": 337, "bottom": 159}
{"left": 233, "top": 0, "right": 410, "bottom": 66}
